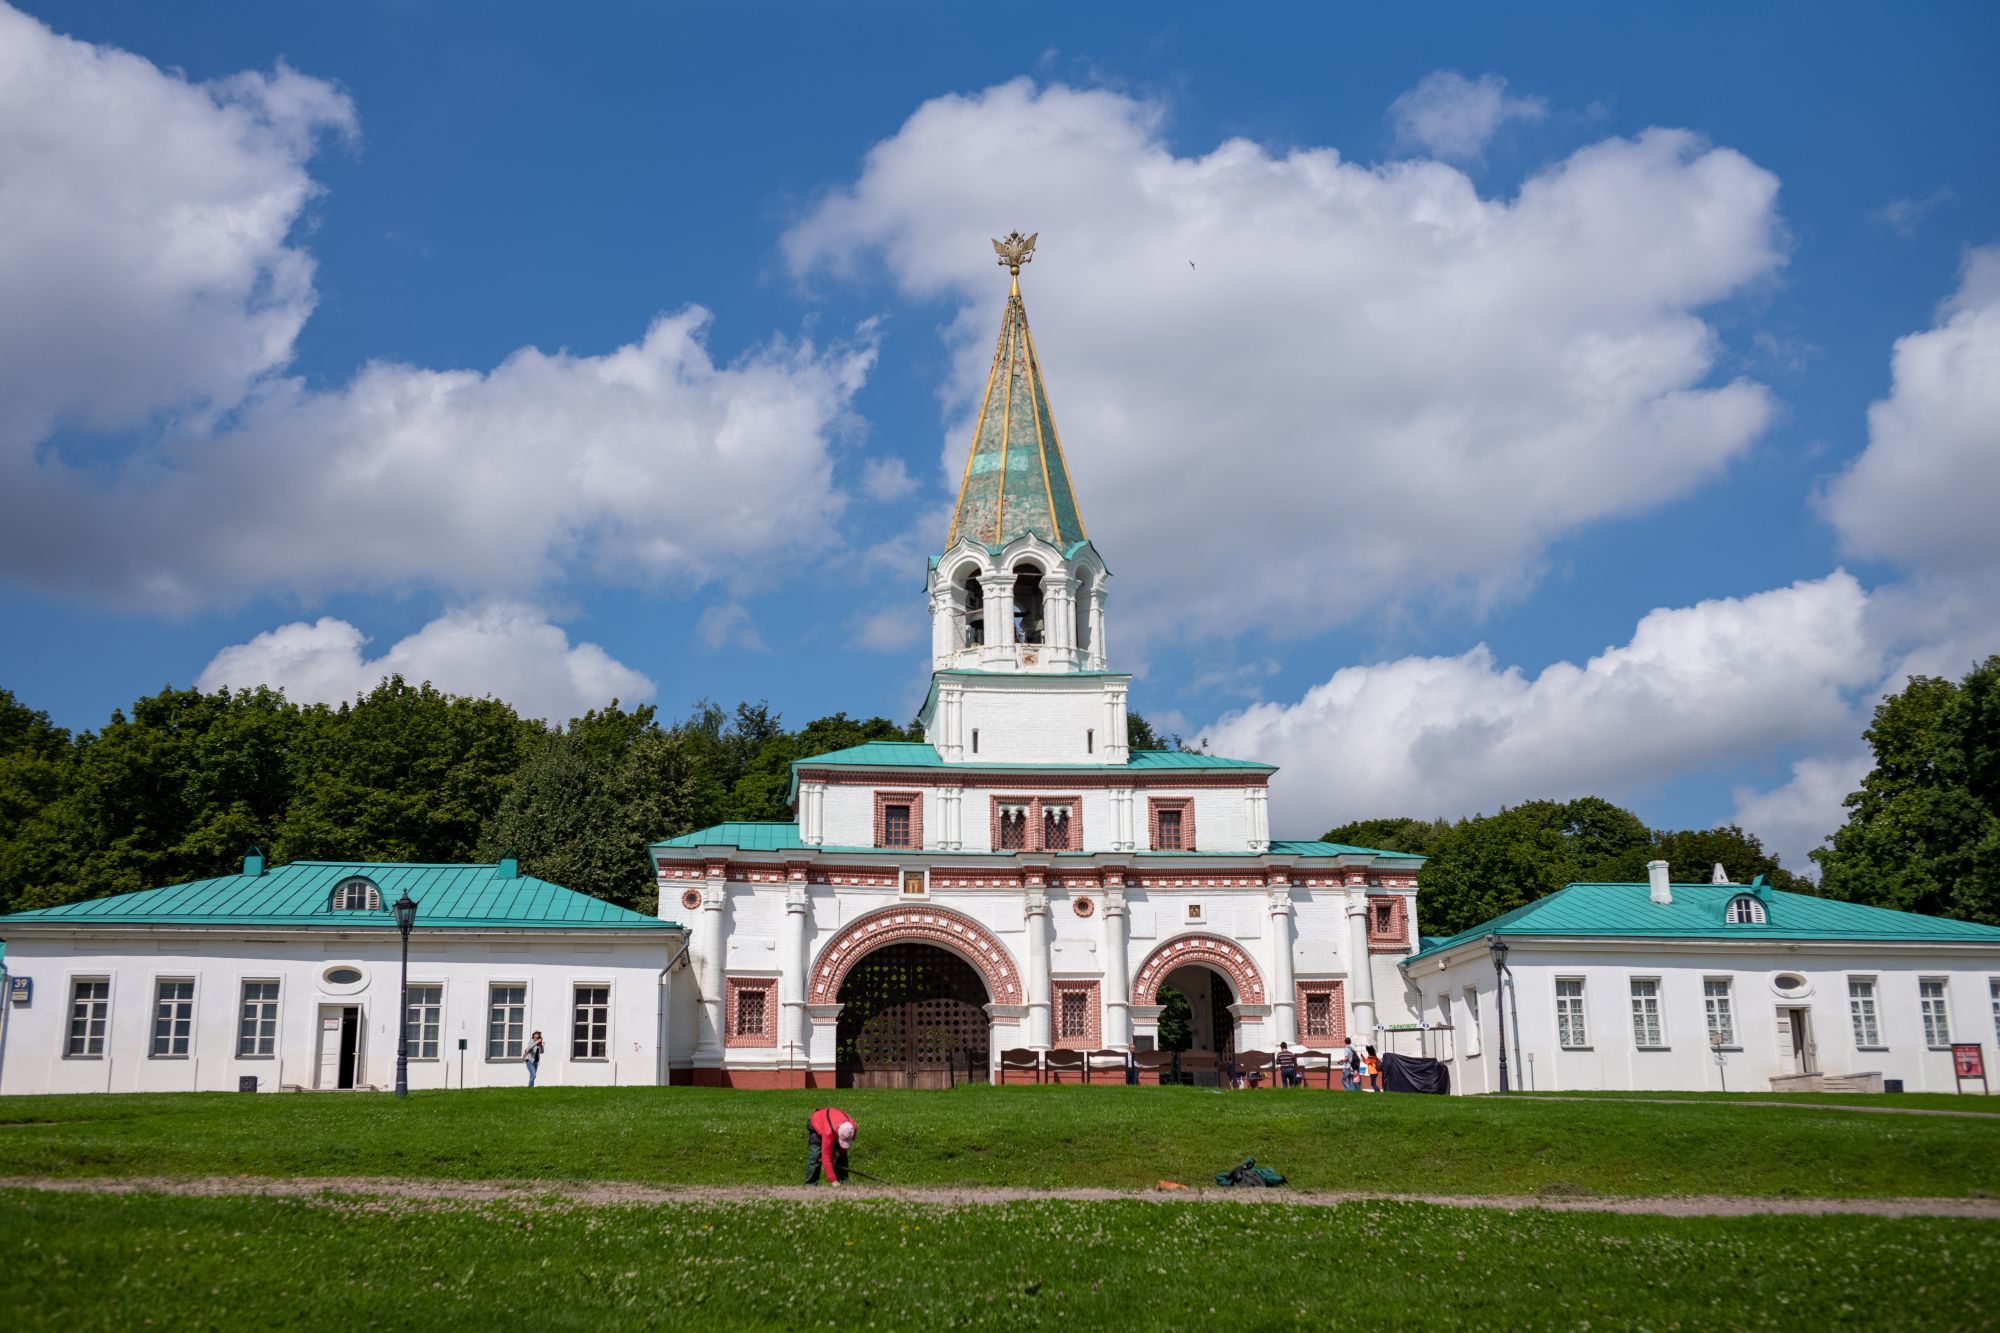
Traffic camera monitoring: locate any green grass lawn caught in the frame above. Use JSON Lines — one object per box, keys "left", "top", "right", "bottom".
{"left": 3, "top": 1084, "right": 1997, "bottom": 1198}
{"left": 2, "top": 1189, "right": 1993, "bottom": 1330}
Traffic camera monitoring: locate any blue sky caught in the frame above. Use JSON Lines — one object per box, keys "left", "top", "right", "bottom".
{"left": 2, "top": 2, "right": 1996, "bottom": 867}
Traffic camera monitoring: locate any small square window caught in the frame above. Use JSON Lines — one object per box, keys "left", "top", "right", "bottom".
{"left": 882, "top": 803, "right": 912, "bottom": 848}
{"left": 1059, "top": 991, "right": 1088, "bottom": 1039}
{"left": 735, "top": 989, "right": 767, "bottom": 1037}
{"left": 1156, "top": 809, "right": 1184, "bottom": 851}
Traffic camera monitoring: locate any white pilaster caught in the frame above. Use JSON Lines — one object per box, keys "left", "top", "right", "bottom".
{"left": 693, "top": 872, "right": 729, "bottom": 1065}
{"left": 980, "top": 573, "right": 1015, "bottom": 669}
{"left": 1025, "top": 890, "right": 1053, "bottom": 1049}
{"left": 780, "top": 882, "right": 811, "bottom": 1065}
{"left": 799, "top": 783, "right": 826, "bottom": 845}
{"left": 930, "top": 586, "right": 957, "bottom": 669}
{"left": 1111, "top": 788, "right": 1136, "bottom": 852}
{"left": 1101, "top": 886, "right": 1132, "bottom": 1048}
{"left": 941, "top": 787, "right": 963, "bottom": 851}
{"left": 1268, "top": 883, "right": 1297, "bottom": 1046}
{"left": 1105, "top": 680, "right": 1130, "bottom": 763}
{"left": 1345, "top": 888, "right": 1377, "bottom": 1040}
{"left": 1247, "top": 788, "right": 1270, "bottom": 853}
{"left": 1087, "top": 586, "right": 1108, "bottom": 670}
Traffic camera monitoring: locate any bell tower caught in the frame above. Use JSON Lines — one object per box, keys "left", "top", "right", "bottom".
{"left": 921, "top": 233, "right": 1127, "bottom": 765}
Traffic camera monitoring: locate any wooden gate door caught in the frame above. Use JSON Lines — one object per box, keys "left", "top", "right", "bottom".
{"left": 837, "top": 943, "right": 990, "bottom": 1089}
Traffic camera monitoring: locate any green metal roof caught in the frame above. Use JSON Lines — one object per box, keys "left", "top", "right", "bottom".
{"left": 945, "top": 275, "right": 1086, "bottom": 551}
{"left": 792, "top": 740, "right": 1274, "bottom": 773}
{"left": 652, "top": 823, "right": 1419, "bottom": 862}
{"left": 0, "top": 860, "right": 678, "bottom": 932}
{"left": 1407, "top": 881, "right": 2000, "bottom": 966}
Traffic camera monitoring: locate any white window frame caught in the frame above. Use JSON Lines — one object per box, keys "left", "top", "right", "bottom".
{"left": 1629, "top": 977, "right": 1667, "bottom": 1049}
{"left": 236, "top": 979, "right": 280, "bottom": 1059}
{"left": 1437, "top": 992, "right": 1454, "bottom": 1061}
{"left": 1555, "top": 977, "right": 1589, "bottom": 1049}
{"left": 486, "top": 982, "right": 528, "bottom": 1061}
{"left": 1702, "top": 977, "right": 1737, "bottom": 1049}
{"left": 1725, "top": 895, "right": 1767, "bottom": 925}
{"left": 150, "top": 977, "right": 196, "bottom": 1059}
{"left": 65, "top": 976, "right": 111, "bottom": 1059}
{"left": 405, "top": 983, "right": 444, "bottom": 1061}
{"left": 1919, "top": 978, "right": 1951, "bottom": 1049}
{"left": 1849, "top": 976, "right": 1883, "bottom": 1049}
{"left": 1460, "top": 986, "right": 1482, "bottom": 1057}
{"left": 1990, "top": 977, "right": 1999, "bottom": 1046}
{"left": 572, "top": 983, "right": 611, "bottom": 1061}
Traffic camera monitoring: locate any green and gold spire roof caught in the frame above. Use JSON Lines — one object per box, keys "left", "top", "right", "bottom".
{"left": 945, "top": 232, "right": 1087, "bottom": 551}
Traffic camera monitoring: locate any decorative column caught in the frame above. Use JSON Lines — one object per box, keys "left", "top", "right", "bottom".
{"left": 1247, "top": 788, "right": 1270, "bottom": 854}
{"left": 1044, "top": 575, "right": 1078, "bottom": 669}
{"left": 693, "top": 860, "right": 731, "bottom": 1072}
{"left": 1101, "top": 878, "right": 1132, "bottom": 1048}
{"left": 1111, "top": 788, "right": 1136, "bottom": 852}
{"left": 936, "top": 680, "right": 966, "bottom": 762}
{"left": 1267, "top": 876, "right": 1297, "bottom": 1047}
{"left": 780, "top": 871, "right": 812, "bottom": 1078}
{"left": 1105, "top": 680, "right": 1130, "bottom": 763}
{"left": 798, "top": 783, "right": 826, "bottom": 845}
{"left": 1087, "top": 585, "right": 1108, "bottom": 670}
{"left": 980, "top": 572, "right": 1016, "bottom": 669}
{"left": 1025, "top": 889, "right": 1053, "bottom": 1050}
{"left": 1345, "top": 884, "right": 1377, "bottom": 1042}
{"left": 930, "top": 585, "right": 958, "bottom": 668}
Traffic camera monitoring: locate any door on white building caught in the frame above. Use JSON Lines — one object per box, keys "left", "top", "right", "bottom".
{"left": 1778, "top": 1006, "right": 1817, "bottom": 1076}
{"left": 316, "top": 1005, "right": 363, "bottom": 1089}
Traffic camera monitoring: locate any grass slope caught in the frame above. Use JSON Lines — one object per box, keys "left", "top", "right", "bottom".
{"left": 3, "top": 1190, "right": 1994, "bottom": 1330}
{"left": 3, "top": 1085, "right": 1997, "bottom": 1198}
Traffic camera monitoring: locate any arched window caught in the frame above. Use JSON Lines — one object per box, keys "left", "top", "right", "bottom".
{"left": 1012, "top": 565, "right": 1044, "bottom": 644}
{"left": 331, "top": 878, "right": 382, "bottom": 911}
{"left": 959, "top": 568, "right": 985, "bottom": 648}
{"left": 1725, "top": 895, "right": 1767, "bottom": 925}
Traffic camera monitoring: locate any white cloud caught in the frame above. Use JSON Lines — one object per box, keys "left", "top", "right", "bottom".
{"left": 0, "top": 6, "right": 874, "bottom": 610}
{"left": 860, "top": 455, "right": 917, "bottom": 501}
{"left": 1730, "top": 750, "right": 1868, "bottom": 874}
{"left": 696, "top": 603, "right": 768, "bottom": 652}
{"left": 1820, "top": 246, "right": 2000, "bottom": 577}
{"left": 787, "top": 79, "right": 1785, "bottom": 641}
{"left": 1202, "top": 574, "right": 1878, "bottom": 839}
{"left": 1871, "top": 188, "right": 1955, "bottom": 239}
{"left": 854, "top": 604, "right": 924, "bottom": 652}
{"left": 196, "top": 603, "right": 655, "bottom": 723}
{"left": 1389, "top": 71, "right": 1548, "bottom": 160}
{"left": 0, "top": 2, "right": 354, "bottom": 444}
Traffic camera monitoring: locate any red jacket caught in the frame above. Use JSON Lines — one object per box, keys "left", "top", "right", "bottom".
{"left": 809, "top": 1106, "right": 854, "bottom": 1180}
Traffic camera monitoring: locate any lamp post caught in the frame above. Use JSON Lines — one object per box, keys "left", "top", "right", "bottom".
{"left": 393, "top": 891, "right": 418, "bottom": 1099}
{"left": 1488, "top": 934, "right": 1510, "bottom": 1094}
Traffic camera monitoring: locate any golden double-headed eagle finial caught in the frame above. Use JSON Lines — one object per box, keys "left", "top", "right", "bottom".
{"left": 992, "top": 230, "right": 1037, "bottom": 277}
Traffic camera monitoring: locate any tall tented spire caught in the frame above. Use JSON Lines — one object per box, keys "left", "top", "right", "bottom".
{"left": 946, "top": 232, "right": 1087, "bottom": 550}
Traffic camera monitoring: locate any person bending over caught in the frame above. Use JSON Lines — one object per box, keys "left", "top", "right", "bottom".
{"left": 805, "top": 1106, "right": 857, "bottom": 1186}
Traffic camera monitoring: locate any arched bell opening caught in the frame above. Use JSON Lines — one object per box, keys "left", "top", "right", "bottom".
{"left": 1012, "top": 566, "right": 1045, "bottom": 644}
{"left": 958, "top": 567, "right": 986, "bottom": 649}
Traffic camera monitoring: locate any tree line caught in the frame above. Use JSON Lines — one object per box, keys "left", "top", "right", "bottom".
{"left": 2, "top": 655, "right": 1993, "bottom": 929}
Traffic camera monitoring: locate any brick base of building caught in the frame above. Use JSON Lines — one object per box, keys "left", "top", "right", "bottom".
{"left": 689, "top": 1066, "right": 835, "bottom": 1089}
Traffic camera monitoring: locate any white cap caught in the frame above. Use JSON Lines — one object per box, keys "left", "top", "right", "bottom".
{"left": 836, "top": 1121, "right": 856, "bottom": 1147}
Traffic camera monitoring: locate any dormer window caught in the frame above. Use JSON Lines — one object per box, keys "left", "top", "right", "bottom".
{"left": 331, "top": 878, "right": 381, "bottom": 911}
{"left": 1725, "top": 895, "right": 1767, "bottom": 925}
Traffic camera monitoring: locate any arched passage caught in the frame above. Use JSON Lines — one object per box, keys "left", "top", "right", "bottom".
{"left": 1131, "top": 933, "right": 1266, "bottom": 1007}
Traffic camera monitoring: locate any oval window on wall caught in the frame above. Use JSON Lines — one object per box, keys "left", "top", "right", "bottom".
{"left": 323, "top": 966, "right": 364, "bottom": 987}
{"left": 1771, "top": 972, "right": 1811, "bottom": 998}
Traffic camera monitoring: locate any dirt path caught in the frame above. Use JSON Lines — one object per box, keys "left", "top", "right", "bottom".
{"left": 1513, "top": 1095, "right": 2000, "bottom": 1119}
{"left": 6, "top": 1174, "right": 1997, "bottom": 1218}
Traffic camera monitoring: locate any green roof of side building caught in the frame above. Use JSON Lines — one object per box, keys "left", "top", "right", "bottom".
{"left": 0, "top": 859, "right": 678, "bottom": 932}
{"left": 792, "top": 740, "right": 1274, "bottom": 772}
{"left": 652, "top": 821, "right": 1418, "bottom": 861}
{"left": 1406, "top": 880, "right": 2000, "bottom": 966}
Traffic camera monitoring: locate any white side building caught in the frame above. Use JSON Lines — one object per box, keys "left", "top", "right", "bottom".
{"left": 1401, "top": 862, "right": 2000, "bottom": 1095}
{"left": 0, "top": 852, "right": 684, "bottom": 1094}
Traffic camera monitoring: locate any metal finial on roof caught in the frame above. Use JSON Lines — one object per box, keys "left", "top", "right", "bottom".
{"left": 992, "top": 230, "right": 1036, "bottom": 291}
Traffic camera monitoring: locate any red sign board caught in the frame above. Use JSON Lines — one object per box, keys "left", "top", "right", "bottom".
{"left": 1952, "top": 1044, "right": 1985, "bottom": 1079}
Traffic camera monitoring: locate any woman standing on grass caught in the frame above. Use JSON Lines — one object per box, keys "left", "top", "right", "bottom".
{"left": 526, "top": 1031, "right": 545, "bottom": 1087}
{"left": 1364, "top": 1045, "right": 1381, "bottom": 1092}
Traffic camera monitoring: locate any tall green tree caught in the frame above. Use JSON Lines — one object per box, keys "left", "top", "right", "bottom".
{"left": 277, "top": 677, "right": 540, "bottom": 865}
{"left": 0, "top": 690, "right": 74, "bottom": 913}
{"left": 1320, "top": 816, "right": 1451, "bottom": 857}
{"left": 1815, "top": 657, "right": 2000, "bottom": 925}
{"left": 722, "top": 711, "right": 920, "bottom": 823}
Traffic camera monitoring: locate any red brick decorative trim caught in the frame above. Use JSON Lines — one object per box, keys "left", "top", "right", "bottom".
{"left": 873, "top": 791, "right": 923, "bottom": 850}
{"left": 1053, "top": 979, "right": 1102, "bottom": 1050}
{"left": 725, "top": 977, "right": 778, "bottom": 1048}
{"left": 1296, "top": 980, "right": 1346, "bottom": 1043}
{"left": 1147, "top": 797, "right": 1195, "bottom": 852}
{"left": 808, "top": 905, "right": 1022, "bottom": 1005}
{"left": 1366, "top": 894, "right": 1411, "bottom": 952}
{"left": 1131, "top": 933, "right": 1266, "bottom": 1006}
{"left": 679, "top": 888, "right": 702, "bottom": 912}
{"left": 798, "top": 768, "right": 1270, "bottom": 791}
{"left": 987, "top": 794, "right": 1082, "bottom": 852}
{"left": 1073, "top": 896, "right": 1095, "bottom": 918}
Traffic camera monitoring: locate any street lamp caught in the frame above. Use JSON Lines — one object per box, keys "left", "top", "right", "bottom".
{"left": 1487, "top": 934, "right": 1510, "bottom": 1094}
{"left": 394, "top": 890, "right": 418, "bottom": 1099}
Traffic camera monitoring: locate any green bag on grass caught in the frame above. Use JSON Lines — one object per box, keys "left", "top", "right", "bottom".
{"left": 1214, "top": 1157, "right": 1286, "bottom": 1188}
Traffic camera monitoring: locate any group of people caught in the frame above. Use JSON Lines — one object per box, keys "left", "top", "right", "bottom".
{"left": 1215, "top": 1039, "right": 1381, "bottom": 1090}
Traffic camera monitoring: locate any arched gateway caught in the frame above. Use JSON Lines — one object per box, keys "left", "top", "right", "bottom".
{"left": 812, "top": 906, "right": 1020, "bottom": 1089}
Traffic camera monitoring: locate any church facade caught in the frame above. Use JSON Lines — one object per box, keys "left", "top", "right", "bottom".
{"left": 652, "top": 236, "right": 1426, "bottom": 1087}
